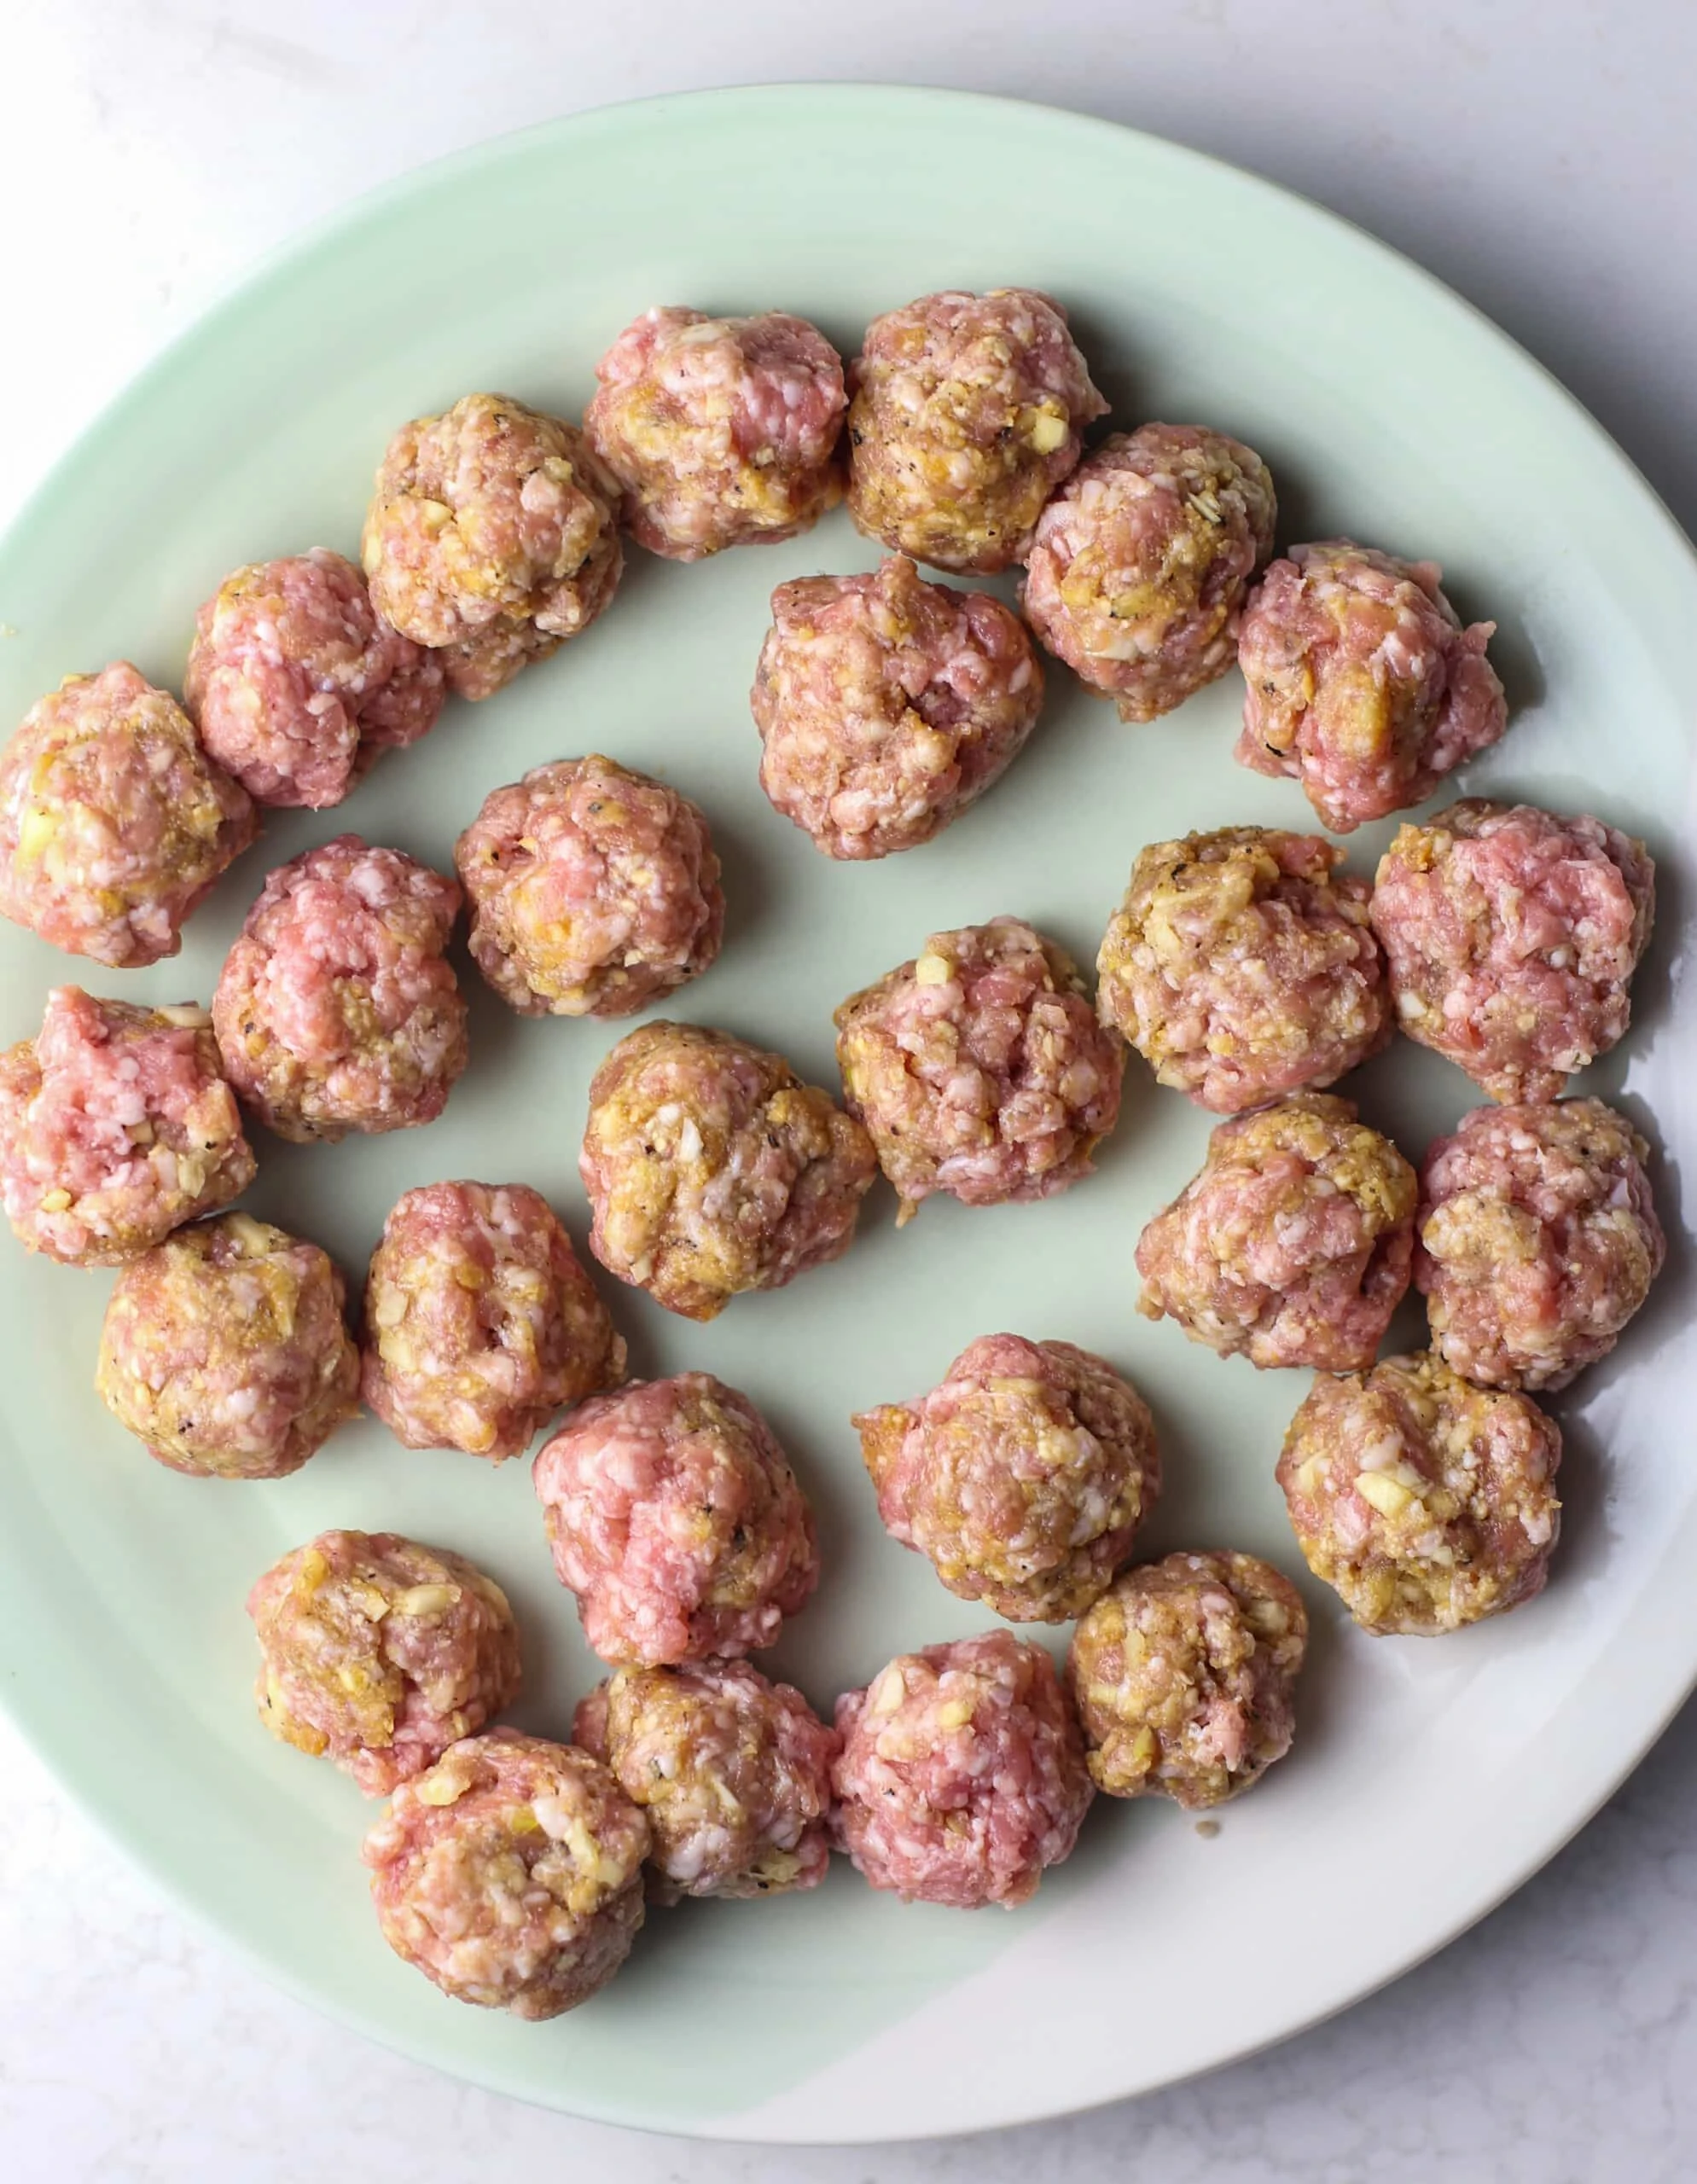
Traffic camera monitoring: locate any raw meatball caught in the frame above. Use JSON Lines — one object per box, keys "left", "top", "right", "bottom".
{"left": 1276, "top": 1350, "right": 1561, "bottom": 1635}
{"left": 1416, "top": 1099, "right": 1664, "bottom": 1391}
{"left": 1371, "top": 801, "right": 1655, "bottom": 1103}
{"left": 0, "top": 662, "right": 255, "bottom": 967}
{"left": 0, "top": 986, "right": 253, "bottom": 1264}
{"left": 362, "top": 1181, "right": 626, "bottom": 1460}
{"left": 834, "top": 917, "right": 1123, "bottom": 1221}
{"left": 247, "top": 1530, "right": 522, "bottom": 1793}
{"left": 752, "top": 555, "right": 1044, "bottom": 860}
{"left": 854, "top": 1335, "right": 1159, "bottom": 1621}
{"left": 96, "top": 1211, "right": 358, "bottom": 1478}
{"left": 1235, "top": 541, "right": 1506, "bottom": 832}
{"left": 533, "top": 1372, "right": 819, "bottom": 1665}
{"left": 212, "top": 835, "right": 468, "bottom": 1142}
{"left": 580, "top": 1019, "right": 876, "bottom": 1320}
{"left": 362, "top": 392, "right": 624, "bottom": 700}
{"left": 846, "top": 288, "right": 1107, "bottom": 574}
{"left": 1098, "top": 826, "right": 1390, "bottom": 1113}
{"left": 574, "top": 1658, "right": 836, "bottom": 1901}
{"left": 1068, "top": 1552, "right": 1308, "bottom": 1807}
{"left": 830, "top": 1630, "right": 1093, "bottom": 1908}
{"left": 184, "top": 549, "right": 445, "bottom": 808}
{"left": 1136, "top": 1095, "right": 1415, "bottom": 1372}
{"left": 362, "top": 1729, "right": 648, "bottom": 2018}
{"left": 455, "top": 755, "right": 724, "bottom": 1019}
{"left": 584, "top": 305, "right": 846, "bottom": 560}
{"left": 1020, "top": 423, "right": 1276, "bottom": 722}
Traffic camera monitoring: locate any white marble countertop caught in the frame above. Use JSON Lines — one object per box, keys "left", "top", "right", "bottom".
{"left": 3, "top": 5, "right": 1695, "bottom": 2177}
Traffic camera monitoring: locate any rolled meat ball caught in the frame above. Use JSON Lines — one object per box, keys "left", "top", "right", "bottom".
{"left": 1136, "top": 1094, "right": 1415, "bottom": 1372}
{"left": 1416, "top": 1098, "right": 1664, "bottom": 1391}
{"left": 1235, "top": 541, "right": 1506, "bottom": 833}
{"left": 455, "top": 755, "right": 724, "bottom": 1019}
{"left": 580, "top": 1019, "right": 875, "bottom": 1320}
{"left": 213, "top": 835, "right": 468, "bottom": 1142}
{"left": 830, "top": 1630, "right": 1093, "bottom": 1909}
{"left": 362, "top": 392, "right": 624, "bottom": 700}
{"left": 1020, "top": 423, "right": 1276, "bottom": 722}
{"left": 834, "top": 916, "right": 1123, "bottom": 1221}
{"left": 247, "top": 1529, "right": 522, "bottom": 1792}
{"left": 1098, "top": 826, "right": 1390, "bottom": 1114}
{"left": 363, "top": 1729, "right": 648, "bottom": 2018}
{"left": 96, "top": 1211, "right": 359, "bottom": 1478}
{"left": 584, "top": 305, "right": 846, "bottom": 560}
{"left": 1068, "top": 1552, "right": 1308, "bottom": 1807}
{"left": 574, "top": 1658, "right": 837, "bottom": 1901}
{"left": 1371, "top": 800, "right": 1654, "bottom": 1103}
{"left": 0, "top": 986, "right": 253, "bottom": 1264}
{"left": 183, "top": 549, "right": 445, "bottom": 809}
{"left": 0, "top": 663, "right": 255, "bottom": 967}
{"left": 752, "top": 555, "right": 1044, "bottom": 861}
{"left": 534, "top": 1372, "right": 819, "bottom": 1665}
{"left": 1276, "top": 1350, "right": 1561, "bottom": 1635}
{"left": 854, "top": 1335, "right": 1159, "bottom": 1622}
{"left": 846, "top": 288, "right": 1107, "bottom": 574}
{"left": 362, "top": 1181, "right": 626, "bottom": 1460}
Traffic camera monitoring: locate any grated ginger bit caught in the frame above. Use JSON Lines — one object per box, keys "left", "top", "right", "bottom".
{"left": 392, "top": 1583, "right": 458, "bottom": 1618}
{"left": 39, "top": 1188, "right": 72, "bottom": 1212}
{"left": 914, "top": 952, "right": 952, "bottom": 986}
{"left": 1355, "top": 1471, "right": 1416, "bottom": 1518}
{"left": 415, "top": 1770, "right": 468, "bottom": 1806}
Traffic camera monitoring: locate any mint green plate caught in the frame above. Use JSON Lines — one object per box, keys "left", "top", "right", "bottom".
{"left": 1, "top": 87, "right": 1694, "bottom": 2144}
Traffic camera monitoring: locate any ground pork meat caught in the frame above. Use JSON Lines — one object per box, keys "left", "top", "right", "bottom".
{"left": 248, "top": 1530, "right": 522, "bottom": 1793}
{"left": 1135, "top": 1094, "right": 1415, "bottom": 1371}
{"left": 0, "top": 662, "right": 255, "bottom": 967}
{"left": 846, "top": 288, "right": 1106, "bottom": 574}
{"left": 1020, "top": 423, "right": 1276, "bottom": 721}
{"left": 1097, "top": 826, "right": 1390, "bottom": 1113}
{"left": 1416, "top": 1098, "right": 1664, "bottom": 1391}
{"left": 0, "top": 986, "right": 253, "bottom": 1263}
{"left": 534, "top": 1372, "right": 819, "bottom": 1665}
{"left": 1067, "top": 1551, "right": 1308, "bottom": 1807}
{"left": 1235, "top": 540, "right": 1506, "bottom": 832}
{"left": 455, "top": 755, "right": 724, "bottom": 1018}
{"left": 1371, "top": 800, "right": 1655, "bottom": 1103}
{"left": 1276, "top": 1350, "right": 1562, "bottom": 1635}
{"left": 96, "top": 1210, "right": 358, "bottom": 1478}
{"left": 854, "top": 1334, "right": 1159, "bottom": 1621}
{"left": 834, "top": 916, "right": 1123, "bottom": 1222}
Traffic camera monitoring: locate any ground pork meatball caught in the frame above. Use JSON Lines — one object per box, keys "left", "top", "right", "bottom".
{"left": 574, "top": 1658, "right": 836, "bottom": 1901}
{"left": 580, "top": 1020, "right": 875, "bottom": 1320}
{"left": 830, "top": 1630, "right": 1093, "bottom": 1908}
{"left": 1136, "top": 1095, "right": 1415, "bottom": 1371}
{"left": 584, "top": 305, "right": 846, "bottom": 561}
{"left": 213, "top": 835, "right": 468, "bottom": 1142}
{"left": 1276, "top": 1350, "right": 1561, "bottom": 1635}
{"left": 1371, "top": 801, "right": 1654, "bottom": 1103}
{"left": 834, "top": 917, "right": 1123, "bottom": 1222}
{"left": 184, "top": 549, "right": 445, "bottom": 808}
{"left": 96, "top": 1211, "right": 358, "bottom": 1478}
{"left": 1098, "top": 826, "right": 1390, "bottom": 1114}
{"left": 362, "top": 1181, "right": 626, "bottom": 1460}
{"left": 854, "top": 1335, "right": 1159, "bottom": 1622}
{"left": 0, "top": 663, "right": 255, "bottom": 967}
{"left": 846, "top": 288, "right": 1107, "bottom": 574}
{"left": 363, "top": 1729, "right": 648, "bottom": 2018}
{"left": 362, "top": 392, "right": 624, "bottom": 700}
{"left": 0, "top": 986, "right": 253, "bottom": 1264}
{"left": 455, "top": 755, "right": 724, "bottom": 1019}
{"left": 1235, "top": 541, "right": 1506, "bottom": 832}
{"left": 1068, "top": 1552, "right": 1307, "bottom": 1807}
{"left": 534, "top": 1373, "right": 819, "bottom": 1665}
{"left": 248, "top": 1530, "right": 522, "bottom": 1793}
{"left": 1416, "top": 1099, "right": 1664, "bottom": 1392}
{"left": 752, "top": 555, "right": 1044, "bottom": 860}
{"left": 1020, "top": 423, "right": 1276, "bottom": 722}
